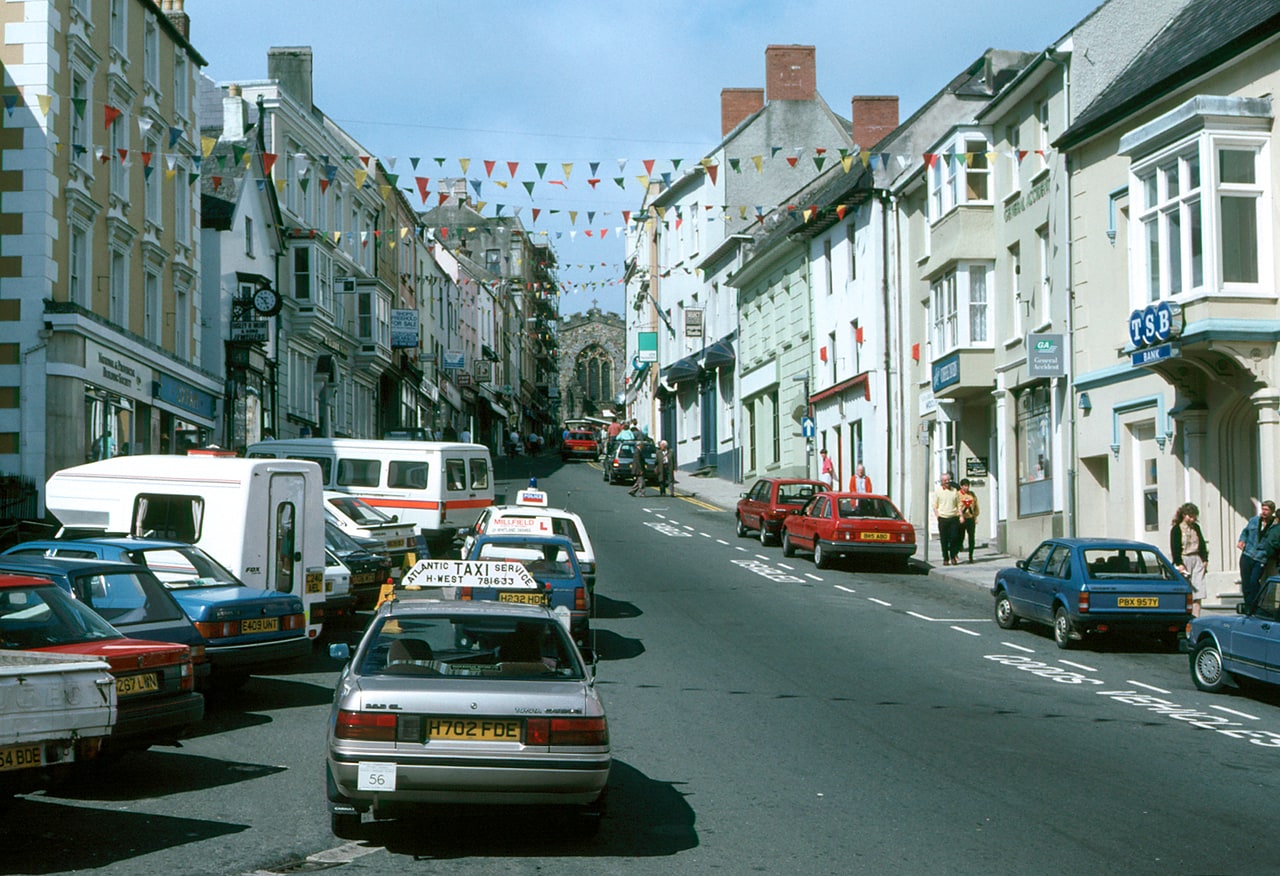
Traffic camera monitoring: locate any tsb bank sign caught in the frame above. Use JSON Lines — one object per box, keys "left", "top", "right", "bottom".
{"left": 1128, "top": 301, "right": 1183, "bottom": 366}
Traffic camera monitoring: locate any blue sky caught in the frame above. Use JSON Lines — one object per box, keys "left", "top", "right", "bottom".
{"left": 188, "top": 0, "right": 1104, "bottom": 315}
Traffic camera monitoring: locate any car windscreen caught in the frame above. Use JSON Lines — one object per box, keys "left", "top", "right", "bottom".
{"left": 329, "top": 497, "right": 397, "bottom": 526}
{"left": 475, "top": 542, "right": 576, "bottom": 578}
{"left": 129, "top": 546, "right": 244, "bottom": 588}
{"left": 1083, "top": 548, "right": 1179, "bottom": 580}
{"left": 326, "top": 519, "right": 371, "bottom": 554}
{"left": 358, "top": 614, "right": 583, "bottom": 680}
{"left": 0, "top": 584, "right": 123, "bottom": 648}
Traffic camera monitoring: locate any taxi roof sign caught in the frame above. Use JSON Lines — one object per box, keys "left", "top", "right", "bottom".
{"left": 399, "top": 558, "right": 539, "bottom": 591}
{"left": 487, "top": 516, "right": 554, "bottom": 536}
{"left": 516, "top": 489, "right": 548, "bottom": 506}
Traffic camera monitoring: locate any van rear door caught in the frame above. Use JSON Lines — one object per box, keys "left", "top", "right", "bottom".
{"left": 269, "top": 472, "right": 323, "bottom": 638}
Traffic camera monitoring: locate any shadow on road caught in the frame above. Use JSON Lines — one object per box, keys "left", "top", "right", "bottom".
{"left": 593, "top": 593, "right": 641, "bottom": 620}
{"left": 48, "top": 749, "right": 287, "bottom": 802}
{"left": 589, "top": 627, "right": 645, "bottom": 662}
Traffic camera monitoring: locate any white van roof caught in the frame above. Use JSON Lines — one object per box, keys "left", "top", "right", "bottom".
{"left": 251, "top": 438, "right": 487, "bottom": 453}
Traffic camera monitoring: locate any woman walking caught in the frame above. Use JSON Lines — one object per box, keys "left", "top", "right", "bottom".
{"left": 957, "top": 479, "right": 980, "bottom": 563}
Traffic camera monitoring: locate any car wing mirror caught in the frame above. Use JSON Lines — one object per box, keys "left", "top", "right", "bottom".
{"left": 1016, "top": 559, "right": 1028, "bottom": 571}
{"left": 329, "top": 642, "right": 351, "bottom": 661}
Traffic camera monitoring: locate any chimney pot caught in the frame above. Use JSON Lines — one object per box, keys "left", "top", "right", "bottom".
{"left": 851, "top": 95, "right": 899, "bottom": 151}
{"left": 765, "top": 45, "right": 816, "bottom": 102}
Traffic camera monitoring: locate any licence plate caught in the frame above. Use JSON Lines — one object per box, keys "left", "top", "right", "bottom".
{"left": 387, "top": 539, "right": 406, "bottom": 549}
{"left": 351, "top": 572, "right": 378, "bottom": 585}
{"left": 117, "top": 672, "right": 159, "bottom": 697}
{"left": 859, "top": 532, "right": 891, "bottom": 541}
{"left": 0, "top": 743, "right": 44, "bottom": 773}
{"left": 499, "top": 591, "right": 549, "bottom": 605}
{"left": 240, "top": 617, "right": 279, "bottom": 633}
{"left": 306, "top": 570, "right": 324, "bottom": 594}
{"left": 426, "top": 718, "right": 522, "bottom": 741}
{"left": 1117, "top": 597, "right": 1159, "bottom": 607}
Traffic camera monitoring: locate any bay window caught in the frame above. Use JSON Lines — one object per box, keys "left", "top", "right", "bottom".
{"left": 929, "top": 261, "right": 993, "bottom": 354}
{"left": 928, "top": 131, "right": 992, "bottom": 221}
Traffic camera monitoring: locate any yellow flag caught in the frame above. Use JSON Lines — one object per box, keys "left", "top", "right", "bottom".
{"left": 380, "top": 184, "right": 391, "bottom": 198}
{"left": 751, "top": 155, "right": 763, "bottom": 173}
{"left": 36, "top": 94, "right": 52, "bottom": 116}
{"left": 354, "top": 168, "right": 368, "bottom": 188}
{"left": 568, "top": 211, "right": 578, "bottom": 225}
{"left": 635, "top": 175, "right": 649, "bottom": 189}
{"left": 201, "top": 136, "right": 216, "bottom": 157}
{"left": 561, "top": 162, "right": 573, "bottom": 180}
{"left": 275, "top": 178, "right": 286, "bottom": 195}
{"left": 333, "top": 231, "right": 342, "bottom": 244}
{"left": 459, "top": 157, "right": 471, "bottom": 173}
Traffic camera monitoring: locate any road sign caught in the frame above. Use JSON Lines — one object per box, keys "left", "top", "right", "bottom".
{"left": 801, "top": 416, "right": 815, "bottom": 438}
{"left": 399, "top": 559, "right": 538, "bottom": 592}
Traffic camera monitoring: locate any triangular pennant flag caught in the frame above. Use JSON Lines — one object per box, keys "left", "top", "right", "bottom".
{"left": 568, "top": 211, "right": 578, "bottom": 225}
{"left": 169, "top": 126, "right": 182, "bottom": 147}
{"left": 299, "top": 177, "right": 310, "bottom": 192}
{"left": 587, "top": 211, "right": 596, "bottom": 223}
{"left": 660, "top": 172, "right": 672, "bottom": 187}
{"left": 140, "top": 151, "right": 154, "bottom": 167}
{"left": 262, "top": 152, "right": 278, "bottom": 176}
{"left": 522, "top": 181, "right": 535, "bottom": 197}
{"left": 275, "top": 178, "right": 286, "bottom": 194}
{"left": 188, "top": 171, "right": 199, "bottom": 186}
{"left": 117, "top": 148, "right": 128, "bottom": 163}
{"left": 622, "top": 210, "right": 631, "bottom": 224}
{"left": 232, "top": 144, "right": 247, "bottom": 166}
{"left": 643, "top": 159, "right": 655, "bottom": 175}
{"left": 535, "top": 162, "right": 547, "bottom": 178}
{"left": 924, "top": 152, "right": 938, "bottom": 168}
{"left": 770, "top": 146, "right": 782, "bottom": 158}
{"left": 494, "top": 180, "right": 508, "bottom": 189}
{"left": 359, "top": 154, "right": 370, "bottom": 167}
{"left": 587, "top": 178, "right": 600, "bottom": 189}
{"left": 319, "top": 178, "right": 330, "bottom": 194}
{"left": 474, "top": 200, "right": 486, "bottom": 213}
{"left": 635, "top": 174, "right": 649, "bottom": 188}
{"left": 613, "top": 177, "right": 626, "bottom": 190}
{"left": 617, "top": 158, "right": 627, "bottom": 173}
{"left": 507, "top": 161, "right": 519, "bottom": 178}
{"left": 531, "top": 208, "right": 541, "bottom": 222}
{"left": 385, "top": 172, "right": 398, "bottom": 186}
{"left": 434, "top": 157, "right": 446, "bottom": 166}
{"left": 706, "top": 164, "right": 718, "bottom": 185}
{"left": 143, "top": 165, "right": 154, "bottom": 179}
{"left": 415, "top": 176, "right": 430, "bottom": 204}
{"left": 1016, "top": 149, "right": 1028, "bottom": 164}
{"left": 385, "top": 156, "right": 397, "bottom": 170}
{"left": 786, "top": 156, "right": 799, "bottom": 168}
{"left": 354, "top": 168, "right": 368, "bottom": 188}
{"left": 438, "top": 192, "right": 450, "bottom": 205}
{"left": 813, "top": 156, "right": 826, "bottom": 171}
{"left": 483, "top": 159, "right": 496, "bottom": 177}
{"left": 459, "top": 157, "right": 471, "bottom": 173}
{"left": 585, "top": 230, "right": 593, "bottom": 238}
{"left": 137, "top": 117, "right": 153, "bottom": 136}
{"left": 72, "top": 97, "right": 87, "bottom": 119}
{"left": 671, "top": 158, "right": 682, "bottom": 171}
{"left": 103, "top": 104, "right": 122, "bottom": 128}
{"left": 836, "top": 204, "right": 848, "bottom": 221}
{"left": 728, "top": 157, "right": 741, "bottom": 173}
{"left": 36, "top": 94, "right": 52, "bottom": 116}
{"left": 212, "top": 175, "right": 222, "bottom": 189}
{"left": 751, "top": 155, "right": 764, "bottom": 173}
{"left": 561, "top": 162, "right": 573, "bottom": 180}
{"left": 470, "top": 178, "right": 483, "bottom": 198}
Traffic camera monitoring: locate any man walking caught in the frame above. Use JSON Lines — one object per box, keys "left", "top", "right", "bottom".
{"left": 1238, "top": 499, "right": 1275, "bottom": 606}
{"left": 931, "top": 471, "right": 961, "bottom": 566}
{"left": 655, "top": 440, "right": 673, "bottom": 496}
{"left": 628, "top": 442, "right": 648, "bottom": 497}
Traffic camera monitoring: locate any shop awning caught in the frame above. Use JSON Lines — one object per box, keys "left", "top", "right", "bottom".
{"left": 661, "top": 355, "right": 701, "bottom": 384}
{"left": 700, "top": 335, "right": 736, "bottom": 370}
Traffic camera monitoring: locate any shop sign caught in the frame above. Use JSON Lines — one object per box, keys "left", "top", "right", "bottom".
{"left": 155, "top": 373, "right": 216, "bottom": 420}
{"left": 637, "top": 331, "right": 658, "bottom": 363}
{"left": 1132, "top": 342, "right": 1178, "bottom": 367}
{"left": 1026, "top": 333, "right": 1065, "bottom": 378}
{"left": 390, "top": 309, "right": 419, "bottom": 348}
{"left": 84, "top": 340, "right": 151, "bottom": 397}
{"left": 684, "top": 309, "right": 704, "bottom": 339}
{"left": 231, "top": 318, "right": 268, "bottom": 343}
{"left": 1127, "top": 300, "right": 1183, "bottom": 350}
{"left": 931, "top": 353, "right": 960, "bottom": 393}
{"left": 443, "top": 350, "right": 465, "bottom": 370}
{"left": 966, "top": 456, "right": 989, "bottom": 478}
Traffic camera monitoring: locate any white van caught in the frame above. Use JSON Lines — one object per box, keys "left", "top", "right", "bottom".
{"left": 245, "top": 439, "right": 494, "bottom": 552}
{"left": 43, "top": 455, "right": 327, "bottom": 640}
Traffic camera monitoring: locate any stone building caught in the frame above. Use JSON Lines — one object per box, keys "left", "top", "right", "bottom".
{"left": 558, "top": 307, "right": 625, "bottom": 422}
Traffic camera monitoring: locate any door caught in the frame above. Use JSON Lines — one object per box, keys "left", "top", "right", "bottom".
{"left": 269, "top": 472, "right": 321, "bottom": 636}
{"left": 699, "top": 378, "right": 717, "bottom": 467}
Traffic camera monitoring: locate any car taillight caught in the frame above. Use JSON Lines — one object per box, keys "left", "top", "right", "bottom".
{"left": 1078, "top": 591, "right": 1090, "bottom": 613}
{"left": 575, "top": 586, "right": 587, "bottom": 612}
{"left": 189, "top": 644, "right": 206, "bottom": 663}
{"left": 525, "top": 717, "right": 608, "bottom": 746}
{"left": 194, "top": 620, "right": 239, "bottom": 639}
{"left": 1186, "top": 593, "right": 1194, "bottom": 613}
{"left": 282, "top": 613, "right": 305, "bottom": 631}
{"left": 336, "top": 710, "right": 397, "bottom": 741}
{"left": 180, "top": 659, "right": 194, "bottom": 691}
{"left": 459, "top": 586, "right": 473, "bottom": 601}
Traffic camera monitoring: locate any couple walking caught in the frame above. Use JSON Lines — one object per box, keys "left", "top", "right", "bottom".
{"left": 932, "top": 472, "right": 980, "bottom": 565}
{"left": 628, "top": 439, "right": 675, "bottom": 498}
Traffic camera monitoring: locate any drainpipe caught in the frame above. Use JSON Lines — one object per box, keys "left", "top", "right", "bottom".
{"left": 880, "top": 189, "right": 894, "bottom": 493}
{"left": 1048, "top": 48, "right": 1076, "bottom": 537}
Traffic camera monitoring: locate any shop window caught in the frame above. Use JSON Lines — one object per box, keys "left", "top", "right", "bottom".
{"left": 1017, "top": 384, "right": 1053, "bottom": 516}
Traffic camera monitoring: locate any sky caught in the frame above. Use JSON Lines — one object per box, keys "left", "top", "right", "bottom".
{"left": 188, "top": 0, "right": 1105, "bottom": 316}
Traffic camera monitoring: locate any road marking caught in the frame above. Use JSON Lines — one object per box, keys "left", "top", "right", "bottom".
{"left": 1125, "top": 680, "right": 1171, "bottom": 694}
{"left": 834, "top": 584, "right": 856, "bottom": 594}
{"left": 643, "top": 521, "right": 693, "bottom": 538}
{"left": 1212, "top": 705, "right": 1260, "bottom": 721}
{"left": 907, "top": 611, "right": 992, "bottom": 623}
{"left": 682, "top": 524, "right": 695, "bottom": 531}
{"left": 1001, "top": 641, "right": 1035, "bottom": 653}
{"left": 731, "top": 558, "right": 804, "bottom": 583}
{"left": 755, "top": 554, "right": 769, "bottom": 560}
{"left": 777, "top": 562, "right": 794, "bottom": 570}
{"left": 735, "top": 546, "right": 748, "bottom": 552}
{"left": 806, "top": 573, "right": 823, "bottom": 581}
{"left": 1058, "top": 659, "right": 1097, "bottom": 673}
{"left": 868, "top": 597, "right": 892, "bottom": 607}
{"left": 699, "top": 532, "right": 712, "bottom": 538}
{"left": 716, "top": 539, "right": 729, "bottom": 545}
{"left": 678, "top": 495, "right": 723, "bottom": 511}
{"left": 951, "top": 626, "right": 981, "bottom": 637}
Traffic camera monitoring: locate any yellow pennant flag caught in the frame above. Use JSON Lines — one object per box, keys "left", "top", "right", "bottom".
{"left": 859, "top": 152, "right": 870, "bottom": 169}
{"left": 275, "top": 178, "right": 286, "bottom": 195}
{"left": 399, "top": 226, "right": 409, "bottom": 239}
{"left": 36, "top": 94, "right": 52, "bottom": 116}
{"left": 561, "top": 162, "right": 573, "bottom": 180}
{"left": 380, "top": 184, "right": 391, "bottom": 198}
{"left": 354, "top": 168, "right": 368, "bottom": 188}
{"left": 634, "top": 174, "right": 649, "bottom": 189}
{"left": 986, "top": 151, "right": 999, "bottom": 166}
{"left": 474, "top": 200, "right": 486, "bottom": 213}
{"left": 751, "top": 155, "right": 764, "bottom": 173}
{"left": 201, "top": 136, "right": 216, "bottom": 157}
{"left": 494, "top": 180, "right": 508, "bottom": 189}
{"left": 459, "top": 157, "right": 471, "bottom": 173}
{"left": 165, "top": 167, "right": 176, "bottom": 180}
{"left": 568, "top": 211, "right": 578, "bottom": 225}
{"left": 333, "top": 231, "right": 342, "bottom": 244}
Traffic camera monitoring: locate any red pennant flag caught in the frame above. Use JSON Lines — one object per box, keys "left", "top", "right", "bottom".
{"left": 585, "top": 230, "right": 594, "bottom": 238}
{"left": 815, "top": 147, "right": 827, "bottom": 155}
{"left": 622, "top": 210, "right": 631, "bottom": 224}
{"left": 924, "top": 153, "right": 938, "bottom": 168}
{"left": 587, "top": 178, "right": 600, "bottom": 189}
{"left": 786, "top": 156, "right": 799, "bottom": 167}
{"left": 643, "top": 159, "right": 655, "bottom": 175}
{"left": 507, "top": 161, "right": 519, "bottom": 178}
{"left": 212, "top": 175, "right": 222, "bottom": 189}
{"left": 531, "top": 208, "right": 541, "bottom": 222}
{"left": 483, "top": 159, "right": 496, "bottom": 177}
{"left": 262, "top": 153, "right": 278, "bottom": 175}
{"left": 601, "top": 228, "right": 609, "bottom": 240}
{"left": 140, "top": 152, "right": 153, "bottom": 167}
{"left": 438, "top": 192, "right": 450, "bottom": 206}
{"left": 415, "top": 176, "right": 430, "bottom": 204}
{"left": 359, "top": 154, "right": 370, "bottom": 167}
{"left": 103, "top": 104, "right": 122, "bottom": 128}
{"left": 319, "top": 178, "right": 330, "bottom": 195}
{"left": 836, "top": 204, "right": 848, "bottom": 221}
{"left": 706, "top": 164, "right": 718, "bottom": 185}
{"left": 439, "top": 226, "right": 449, "bottom": 238}
{"left": 117, "top": 148, "right": 128, "bottom": 163}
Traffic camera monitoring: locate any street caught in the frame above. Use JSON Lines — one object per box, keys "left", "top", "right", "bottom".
{"left": 5, "top": 455, "right": 1280, "bottom": 875}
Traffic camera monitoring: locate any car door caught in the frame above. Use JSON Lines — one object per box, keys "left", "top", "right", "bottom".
{"left": 1009, "top": 541, "right": 1057, "bottom": 622}
{"left": 792, "top": 496, "right": 825, "bottom": 549}
{"left": 1228, "top": 579, "right": 1280, "bottom": 683}
{"left": 742, "top": 481, "right": 767, "bottom": 529}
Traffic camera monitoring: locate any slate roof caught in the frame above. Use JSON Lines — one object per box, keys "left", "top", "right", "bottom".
{"left": 1059, "top": 0, "right": 1280, "bottom": 148}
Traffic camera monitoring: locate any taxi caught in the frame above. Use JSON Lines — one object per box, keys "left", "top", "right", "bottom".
{"left": 462, "top": 534, "right": 590, "bottom": 645}
{"left": 325, "top": 598, "right": 609, "bottom": 839}
{"left": 461, "top": 489, "right": 597, "bottom": 592}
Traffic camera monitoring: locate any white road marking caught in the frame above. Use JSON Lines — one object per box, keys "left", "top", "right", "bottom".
{"left": 716, "top": 539, "right": 729, "bottom": 545}
{"left": 907, "top": 611, "right": 992, "bottom": 623}
{"left": 755, "top": 554, "right": 769, "bottom": 560}
{"left": 682, "top": 524, "right": 695, "bottom": 531}
{"left": 868, "top": 597, "right": 892, "bottom": 607}
{"left": 735, "top": 546, "right": 749, "bottom": 552}
{"left": 699, "top": 532, "right": 711, "bottom": 538}
{"left": 1125, "top": 680, "right": 1171, "bottom": 694}
{"left": 1212, "top": 705, "right": 1260, "bottom": 721}
{"left": 1001, "top": 641, "right": 1036, "bottom": 653}
{"left": 1057, "top": 659, "right": 1097, "bottom": 673}
{"left": 950, "top": 626, "right": 981, "bottom": 637}
{"left": 806, "top": 573, "right": 823, "bottom": 581}
{"left": 731, "top": 558, "right": 804, "bottom": 583}
{"left": 777, "top": 563, "right": 794, "bottom": 570}
{"left": 834, "top": 584, "right": 856, "bottom": 594}
{"left": 643, "top": 521, "right": 693, "bottom": 537}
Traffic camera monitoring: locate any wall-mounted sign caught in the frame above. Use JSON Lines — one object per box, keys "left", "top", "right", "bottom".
{"left": 931, "top": 353, "right": 960, "bottom": 393}
{"left": 684, "top": 308, "right": 704, "bottom": 339}
{"left": 1128, "top": 300, "right": 1183, "bottom": 350}
{"left": 1026, "top": 332, "right": 1065, "bottom": 378}
{"left": 1132, "top": 342, "right": 1178, "bottom": 366}
{"left": 475, "top": 360, "right": 493, "bottom": 382}
{"left": 966, "top": 456, "right": 989, "bottom": 478}
{"left": 390, "top": 309, "right": 419, "bottom": 349}
{"left": 637, "top": 331, "right": 658, "bottom": 363}
{"left": 230, "top": 318, "right": 268, "bottom": 343}
{"left": 443, "top": 350, "right": 465, "bottom": 370}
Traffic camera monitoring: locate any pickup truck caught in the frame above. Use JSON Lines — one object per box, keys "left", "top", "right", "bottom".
{"left": 0, "top": 650, "right": 116, "bottom": 800}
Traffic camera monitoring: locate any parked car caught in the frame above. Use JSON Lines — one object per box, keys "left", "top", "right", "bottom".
{"left": 324, "top": 493, "right": 416, "bottom": 567}
{"left": 781, "top": 492, "right": 916, "bottom": 570}
{"left": 602, "top": 441, "right": 658, "bottom": 486}
{"left": 992, "top": 538, "right": 1193, "bottom": 650}
{"left": 0, "top": 555, "right": 210, "bottom": 686}
{"left": 324, "top": 519, "right": 394, "bottom": 609}
{"left": 462, "top": 500, "right": 598, "bottom": 593}
{"left": 561, "top": 429, "right": 600, "bottom": 461}
{"left": 735, "top": 478, "right": 829, "bottom": 545}
{"left": 463, "top": 533, "right": 590, "bottom": 645}
{"left": 2, "top": 538, "right": 308, "bottom": 686}
{"left": 1189, "top": 575, "right": 1280, "bottom": 692}
{"left": 0, "top": 573, "right": 204, "bottom": 751}
{"left": 325, "top": 599, "right": 609, "bottom": 839}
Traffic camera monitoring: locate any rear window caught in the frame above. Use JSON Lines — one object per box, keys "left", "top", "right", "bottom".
{"left": 388, "top": 460, "right": 429, "bottom": 490}
{"left": 1084, "top": 548, "right": 1177, "bottom": 580}
{"left": 837, "top": 497, "right": 901, "bottom": 519}
{"left": 133, "top": 493, "right": 203, "bottom": 541}
{"left": 569, "top": 431, "right": 595, "bottom": 441}
{"left": 73, "top": 570, "right": 186, "bottom": 624}
{"left": 337, "top": 458, "right": 381, "bottom": 488}
{"left": 445, "top": 459, "right": 467, "bottom": 491}
{"left": 470, "top": 458, "right": 490, "bottom": 490}
{"left": 777, "top": 484, "right": 819, "bottom": 505}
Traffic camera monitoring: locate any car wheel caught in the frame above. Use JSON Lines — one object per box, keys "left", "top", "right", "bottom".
{"left": 782, "top": 531, "right": 796, "bottom": 558}
{"left": 331, "top": 811, "right": 363, "bottom": 840}
{"left": 994, "top": 590, "right": 1020, "bottom": 630}
{"left": 1191, "top": 638, "right": 1230, "bottom": 692}
{"left": 736, "top": 516, "right": 748, "bottom": 538}
{"left": 1053, "top": 607, "right": 1076, "bottom": 650}
{"left": 814, "top": 540, "right": 831, "bottom": 569}
{"left": 759, "top": 523, "right": 771, "bottom": 546}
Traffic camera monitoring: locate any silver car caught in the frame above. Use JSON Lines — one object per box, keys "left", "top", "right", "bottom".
{"left": 325, "top": 598, "right": 610, "bottom": 838}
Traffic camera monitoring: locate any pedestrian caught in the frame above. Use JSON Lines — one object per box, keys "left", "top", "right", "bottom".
{"left": 527, "top": 430, "right": 538, "bottom": 455}
{"left": 607, "top": 419, "right": 623, "bottom": 439}
{"left": 1171, "top": 502, "right": 1209, "bottom": 617}
{"left": 459, "top": 427, "right": 471, "bottom": 443}
{"left": 507, "top": 428, "right": 520, "bottom": 457}
{"left": 617, "top": 420, "right": 636, "bottom": 442}
{"left": 931, "top": 471, "right": 961, "bottom": 566}
{"left": 1236, "top": 500, "right": 1275, "bottom": 607}
{"left": 655, "top": 440, "right": 673, "bottom": 496}
{"left": 628, "top": 441, "right": 648, "bottom": 497}
{"left": 819, "top": 449, "right": 834, "bottom": 488}
{"left": 957, "top": 479, "right": 980, "bottom": 563}
{"left": 848, "top": 463, "right": 873, "bottom": 493}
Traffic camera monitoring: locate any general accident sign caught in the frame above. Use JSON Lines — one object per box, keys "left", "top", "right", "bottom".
{"left": 400, "top": 559, "right": 539, "bottom": 590}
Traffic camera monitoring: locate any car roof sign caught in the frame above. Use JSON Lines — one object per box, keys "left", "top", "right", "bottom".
{"left": 399, "top": 559, "right": 539, "bottom": 597}
{"left": 488, "top": 516, "right": 554, "bottom": 536}
{"left": 516, "top": 489, "right": 549, "bottom": 506}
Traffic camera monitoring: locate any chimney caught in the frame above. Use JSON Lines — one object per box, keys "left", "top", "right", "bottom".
{"left": 721, "top": 88, "right": 764, "bottom": 136}
{"left": 765, "top": 45, "right": 816, "bottom": 102}
{"left": 222, "top": 83, "right": 247, "bottom": 141}
{"left": 851, "top": 95, "right": 899, "bottom": 150}
{"left": 162, "top": 0, "right": 190, "bottom": 41}
{"left": 267, "top": 46, "right": 313, "bottom": 112}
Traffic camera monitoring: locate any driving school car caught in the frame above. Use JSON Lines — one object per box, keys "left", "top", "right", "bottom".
{"left": 325, "top": 598, "right": 609, "bottom": 839}
{"left": 462, "top": 492, "right": 598, "bottom": 593}
{"left": 462, "top": 534, "right": 590, "bottom": 645}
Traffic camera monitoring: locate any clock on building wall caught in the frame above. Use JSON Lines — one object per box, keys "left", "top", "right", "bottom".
{"left": 252, "top": 286, "right": 282, "bottom": 317}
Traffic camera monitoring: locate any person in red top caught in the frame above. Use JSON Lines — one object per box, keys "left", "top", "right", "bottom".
{"left": 848, "top": 463, "right": 873, "bottom": 493}
{"left": 607, "top": 420, "right": 624, "bottom": 439}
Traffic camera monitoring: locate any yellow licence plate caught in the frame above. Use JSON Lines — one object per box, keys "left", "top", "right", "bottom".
{"left": 306, "top": 570, "right": 324, "bottom": 594}
{"left": 859, "top": 532, "right": 891, "bottom": 541}
{"left": 1117, "top": 597, "right": 1159, "bottom": 607}
{"left": 499, "top": 592, "right": 549, "bottom": 605}
{"left": 241, "top": 617, "right": 279, "bottom": 634}
{"left": 426, "top": 718, "right": 522, "bottom": 741}
{"left": 387, "top": 539, "right": 406, "bottom": 548}
{"left": 351, "top": 572, "right": 379, "bottom": 585}
{"left": 117, "top": 672, "right": 159, "bottom": 697}
{"left": 0, "top": 743, "right": 43, "bottom": 772}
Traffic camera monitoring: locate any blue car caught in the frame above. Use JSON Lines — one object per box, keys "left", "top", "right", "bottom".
{"left": 0, "top": 554, "right": 211, "bottom": 685}
{"left": 3, "top": 538, "right": 310, "bottom": 686}
{"left": 992, "top": 537, "right": 1193, "bottom": 650}
{"left": 462, "top": 533, "right": 590, "bottom": 645}
{"left": 1188, "top": 576, "right": 1280, "bottom": 692}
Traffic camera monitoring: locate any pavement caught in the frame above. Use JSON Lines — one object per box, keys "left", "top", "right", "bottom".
{"left": 669, "top": 469, "right": 1006, "bottom": 593}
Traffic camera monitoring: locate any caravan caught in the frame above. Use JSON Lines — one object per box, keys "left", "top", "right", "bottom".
{"left": 43, "top": 456, "right": 327, "bottom": 640}
{"left": 245, "top": 439, "right": 494, "bottom": 553}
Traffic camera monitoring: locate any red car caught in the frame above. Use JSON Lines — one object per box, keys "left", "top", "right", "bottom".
{"left": 560, "top": 429, "right": 600, "bottom": 461}
{"left": 781, "top": 492, "right": 916, "bottom": 570}
{"left": 735, "top": 478, "right": 829, "bottom": 545}
{"left": 0, "top": 574, "right": 204, "bottom": 752}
